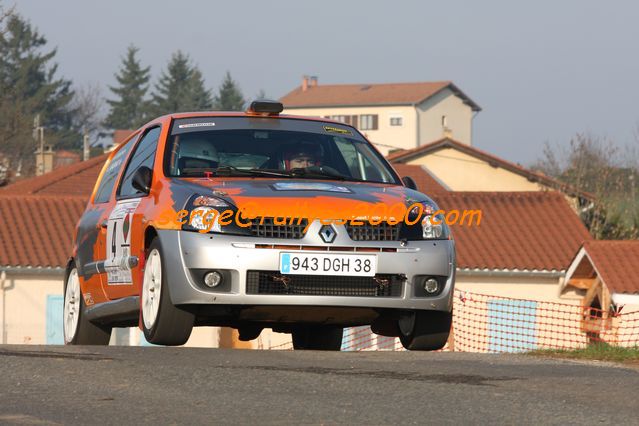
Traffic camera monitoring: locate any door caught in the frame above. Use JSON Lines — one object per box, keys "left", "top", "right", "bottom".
{"left": 101, "top": 127, "right": 161, "bottom": 300}
{"left": 487, "top": 299, "right": 538, "bottom": 352}
{"left": 46, "top": 295, "right": 64, "bottom": 344}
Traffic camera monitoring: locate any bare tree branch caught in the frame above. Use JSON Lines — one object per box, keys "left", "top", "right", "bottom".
{"left": 70, "top": 81, "right": 105, "bottom": 140}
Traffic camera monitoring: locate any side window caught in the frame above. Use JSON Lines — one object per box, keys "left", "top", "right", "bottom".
{"left": 93, "top": 138, "right": 136, "bottom": 204}
{"left": 118, "top": 127, "right": 161, "bottom": 198}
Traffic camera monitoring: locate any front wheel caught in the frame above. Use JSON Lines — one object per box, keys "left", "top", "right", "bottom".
{"left": 141, "top": 238, "right": 194, "bottom": 345}
{"left": 292, "top": 325, "right": 343, "bottom": 350}
{"left": 64, "top": 264, "right": 111, "bottom": 345}
{"left": 399, "top": 310, "right": 452, "bottom": 351}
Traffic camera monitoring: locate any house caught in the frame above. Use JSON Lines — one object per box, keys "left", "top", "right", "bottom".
{"left": 280, "top": 77, "right": 481, "bottom": 155}
{"left": 561, "top": 241, "right": 639, "bottom": 313}
{"left": 441, "top": 191, "right": 591, "bottom": 301}
{"left": 387, "top": 137, "right": 594, "bottom": 211}
{"left": 558, "top": 241, "right": 639, "bottom": 346}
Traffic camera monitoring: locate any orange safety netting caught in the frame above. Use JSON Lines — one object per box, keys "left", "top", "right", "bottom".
{"left": 257, "top": 290, "right": 639, "bottom": 352}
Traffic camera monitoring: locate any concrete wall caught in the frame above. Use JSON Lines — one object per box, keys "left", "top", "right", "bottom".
{"left": 417, "top": 88, "right": 474, "bottom": 146}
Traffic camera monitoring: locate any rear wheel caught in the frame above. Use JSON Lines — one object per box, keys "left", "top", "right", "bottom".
{"left": 141, "top": 237, "right": 194, "bottom": 345}
{"left": 292, "top": 325, "right": 343, "bottom": 350}
{"left": 399, "top": 310, "right": 452, "bottom": 351}
{"left": 64, "top": 264, "right": 111, "bottom": 345}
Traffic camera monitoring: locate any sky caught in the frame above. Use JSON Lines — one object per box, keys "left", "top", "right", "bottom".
{"left": 12, "top": 0, "right": 639, "bottom": 165}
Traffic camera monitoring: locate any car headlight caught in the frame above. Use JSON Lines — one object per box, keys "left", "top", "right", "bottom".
{"left": 189, "top": 207, "right": 221, "bottom": 232}
{"left": 183, "top": 195, "right": 230, "bottom": 233}
{"left": 409, "top": 201, "right": 449, "bottom": 240}
{"left": 422, "top": 213, "right": 446, "bottom": 239}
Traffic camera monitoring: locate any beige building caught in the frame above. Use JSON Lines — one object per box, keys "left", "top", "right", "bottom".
{"left": 387, "top": 137, "right": 594, "bottom": 212}
{"left": 279, "top": 77, "right": 481, "bottom": 155}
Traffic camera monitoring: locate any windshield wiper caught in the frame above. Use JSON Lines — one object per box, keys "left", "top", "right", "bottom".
{"left": 214, "top": 166, "right": 292, "bottom": 178}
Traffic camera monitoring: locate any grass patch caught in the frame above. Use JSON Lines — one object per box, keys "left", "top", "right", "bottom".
{"left": 530, "top": 344, "right": 639, "bottom": 364}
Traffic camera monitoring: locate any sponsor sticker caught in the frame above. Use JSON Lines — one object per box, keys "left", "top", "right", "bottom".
{"left": 271, "top": 182, "right": 352, "bottom": 193}
{"left": 178, "top": 122, "right": 216, "bottom": 129}
{"left": 323, "top": 125, "right": 352, "bottom": 135}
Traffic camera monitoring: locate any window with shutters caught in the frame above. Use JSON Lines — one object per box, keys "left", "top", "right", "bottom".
{"left": 359, "top": 114, "right": 378, "bottom": 130}
{"left": 329, "top": 115, "right": 358, "bottom": 127}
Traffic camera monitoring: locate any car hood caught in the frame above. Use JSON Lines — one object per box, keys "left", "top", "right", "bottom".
{"left": 171, "top": 177, "right": 436, "bottom": 219}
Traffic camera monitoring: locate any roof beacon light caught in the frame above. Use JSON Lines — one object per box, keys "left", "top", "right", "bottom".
{"left": 247, "top": 99, "right": 284, "bottom": 115}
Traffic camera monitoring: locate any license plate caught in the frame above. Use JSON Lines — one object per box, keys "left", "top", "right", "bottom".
{"left": 279, "top": 252, "right": 377, "bottom": 277}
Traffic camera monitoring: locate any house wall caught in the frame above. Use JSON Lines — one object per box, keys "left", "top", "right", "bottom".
{"left": 0, "top": 272, "right": 220, "bottom": 347}
{"left": 405, "top": 148, "right": 547, "bottom": 192}
{"left": 0, "top": 273, "right": 63, "bottom": 344}
{"left": 282, "top": 105, "right": 417, "bottom": 156}
{"left": 416, "top": 88, "right": 474, "bottom": 146}
{"left": 454, "top": 274, "right": 589, "bottom": 352}
{"left": 455, "top": 274, "right": 566, "bottom": 301}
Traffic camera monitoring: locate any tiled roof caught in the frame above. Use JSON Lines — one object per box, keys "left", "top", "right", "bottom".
{"left": 391, "top": 164, "right": 448, "bottom": 196}
{"left": 280, "top": 81, "right": 481, "bottom": 111}
{"left": 437, "top": 191, "right": 591, "bottom": 271}
{"left": 113, "top": 130, "right": 135, "bottom": 145}
{"left": 0, "top": 195, "right": 87, "bottom": 268}
{"left": 0, "top": 154, "right": 107, "bottom": 196}
{"left": 387, "top": 138, "right": 595, "bottom": 201}
{"left": 583, "top": 241, "right": 639, "bottom": 294}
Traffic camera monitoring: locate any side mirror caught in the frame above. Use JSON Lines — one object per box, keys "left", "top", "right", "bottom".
{"left": 402, "top": 176, "right": 418, "bottom": 191}
{"left": 132, "top": 166, "right": 153, "bottom": 194}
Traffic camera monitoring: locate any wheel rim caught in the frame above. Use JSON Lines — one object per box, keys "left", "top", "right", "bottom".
{"left": 142, "top": 249, "right": 162, "bottom": 330}
{"left": 63, "top": 268, "right": 81, "bottom": 343}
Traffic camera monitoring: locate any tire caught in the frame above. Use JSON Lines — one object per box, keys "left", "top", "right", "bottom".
{"left": 64, "top": 263, "right": 111, "bottom": 345}
{"left": 292, "top": 325, "right": 343, "bottom": 350}
{"left": 399, "top": 310, "right": 452, "bottom": 351}
{"left": 141, "top": 237, "right": 194, "bottom": 345}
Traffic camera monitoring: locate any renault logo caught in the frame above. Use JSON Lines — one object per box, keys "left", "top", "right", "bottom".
{"left": 319, "top": 224, "right": 337, "bottom": 243}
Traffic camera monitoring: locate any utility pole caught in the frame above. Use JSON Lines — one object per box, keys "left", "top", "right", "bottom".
{"left": 83, "top": 126, "right": 90, "bottom": 161}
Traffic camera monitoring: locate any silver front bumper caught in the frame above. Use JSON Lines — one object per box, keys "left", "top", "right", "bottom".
{"left": 157, "top": 223, "right": 456, "bottom": 312}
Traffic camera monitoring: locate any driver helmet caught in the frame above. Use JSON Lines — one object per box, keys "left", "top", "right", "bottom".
{"left": 282, "top": 141, "right": 322, "bottom": 170}
{"left": 177, "top": 137, "right": 219, "bottom": 170}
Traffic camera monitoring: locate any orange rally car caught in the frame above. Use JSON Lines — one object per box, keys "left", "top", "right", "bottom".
{"left": 63, "top": 100, "right": 455, "bottom": 350}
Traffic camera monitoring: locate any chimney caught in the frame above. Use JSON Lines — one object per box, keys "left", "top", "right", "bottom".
{"left": 34, "top": 145, "right": 54, "bottom": 176}
{"left": 310, "top": 76, "right": 318, "bottom": 87}
{"left": 302, "top": 75, "right": 309, "bottom": 92}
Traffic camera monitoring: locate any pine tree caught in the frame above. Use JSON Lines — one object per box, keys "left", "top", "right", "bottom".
{"left": 213, "top": 71, "right": 245, "bottom": 111}
{"left": 187, "top": 68, "right": 213, "bottom": 111}
{"left": 150, "top": 51, "right": 212, "bottom": 115}
{"left": 0, "top": 13, "right": 74, "bottom": 171}
{"left": 105, "top": 45, "right": 151, "bottom": 130}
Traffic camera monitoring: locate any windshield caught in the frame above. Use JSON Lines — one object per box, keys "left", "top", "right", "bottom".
{"left": 165, "top": 126, "right": 400, "bottom": 184}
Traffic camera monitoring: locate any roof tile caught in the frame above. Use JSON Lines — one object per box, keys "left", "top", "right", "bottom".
{"left": 583, "top": 241, "right": 639, "bottom": 294}
{"left": 0, "top": 154, "right": 107, "bottom": 196}
{"left": 0, "top": 195, "right": 87, "bottom": 268}
{"left": 280, "top": 81, "right": 481, "bottom": 110}
{"left": 437, "top": 191, "right": 591, "bottom": 271}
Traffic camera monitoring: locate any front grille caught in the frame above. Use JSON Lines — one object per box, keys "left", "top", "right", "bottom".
{"left": 345, "top": 222, "right": 401, "bottom": 241}
{"left": 249, "top": 217, "right": 308, "bottom": 239}
{"left": 246, "top": 271, "right": 404, "bottom": 297}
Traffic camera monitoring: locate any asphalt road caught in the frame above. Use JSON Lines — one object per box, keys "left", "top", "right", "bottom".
{"left": 0, "top": 345, "right": 637, "bottom": 425}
